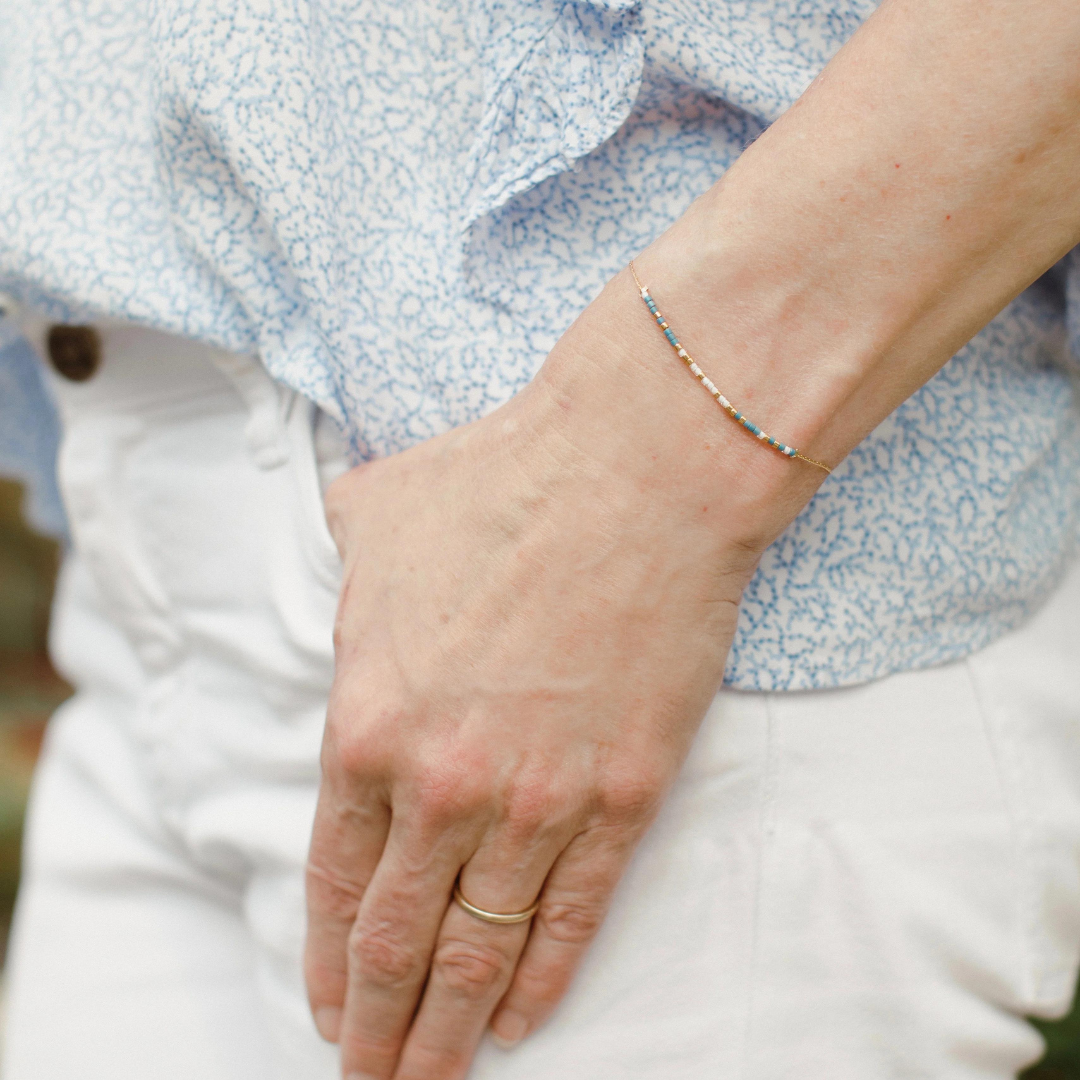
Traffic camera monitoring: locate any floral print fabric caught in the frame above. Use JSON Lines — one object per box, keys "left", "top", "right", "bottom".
{"left": 1, "top": 0, "right": 1077, "bottom": 688}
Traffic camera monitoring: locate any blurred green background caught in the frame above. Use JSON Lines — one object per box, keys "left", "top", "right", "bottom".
{"left": 0, "top": 478, "right": 70, "bottom": 971}
{"left": 0, "top": 474, "right": 1078, "bottom": 1072}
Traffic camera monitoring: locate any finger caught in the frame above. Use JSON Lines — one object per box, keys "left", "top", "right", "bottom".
{"left": 338, "top": 809, "right": 483, "bottom": 1080}
{"left": 304, "top": 756, "right": 392, "bottom": 1043}
{"left": 488, "top": 825, "right": 640, "bottom": 1047}
{"left": 391, "top": 826, "right": 567, "bottom": 1080}
{"left": 391, "top": 903, "right": 531, "bottom": 1080}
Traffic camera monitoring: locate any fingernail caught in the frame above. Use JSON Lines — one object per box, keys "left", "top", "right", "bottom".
{"left": 491, "top": 1009, "right": 529, "bottom": 1049}
{"left": 313, "top": 1005, "right": 342, "bottom": 1043}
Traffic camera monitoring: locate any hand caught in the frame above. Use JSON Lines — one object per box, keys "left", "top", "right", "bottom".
{"left": 303, "top": 0, "right": 1080, "bottom": 1069}
{"left": 301, "top": 272, "right": 786, "bottom": 1080}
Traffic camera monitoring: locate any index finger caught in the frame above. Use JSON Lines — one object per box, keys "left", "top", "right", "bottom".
{"left": 305, "top": 770, "right": 392, "bottom": 1044}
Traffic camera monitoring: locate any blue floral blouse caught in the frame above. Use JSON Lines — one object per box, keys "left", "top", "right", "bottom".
{"left": 1, "top": 0, "right": 1077, "bottom": 689}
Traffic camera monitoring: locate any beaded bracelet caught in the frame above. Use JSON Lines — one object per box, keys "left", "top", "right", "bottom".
{"left": 629, "top": 261, "right": 831, "bottom": 474}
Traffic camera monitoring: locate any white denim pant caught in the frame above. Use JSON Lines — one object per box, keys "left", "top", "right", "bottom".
{"left": 4, "top": 325, "right": 1080, "bottom": 1080}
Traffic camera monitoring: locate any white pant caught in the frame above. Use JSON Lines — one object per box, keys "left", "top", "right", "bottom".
{"left": 4, "top": 326, "right": 1080, "bottom": 1079}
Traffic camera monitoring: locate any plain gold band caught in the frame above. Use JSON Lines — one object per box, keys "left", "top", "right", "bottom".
{"left": 452, "top": 883, "right": 541, "bottom": 926}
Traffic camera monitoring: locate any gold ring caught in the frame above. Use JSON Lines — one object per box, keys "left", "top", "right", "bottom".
{"left": 452, "top": 882, "right": 541, "bottom": 926}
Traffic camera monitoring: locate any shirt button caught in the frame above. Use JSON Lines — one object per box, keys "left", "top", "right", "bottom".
{"left": 46, "top": 325, "right": 101, "bottom": 382}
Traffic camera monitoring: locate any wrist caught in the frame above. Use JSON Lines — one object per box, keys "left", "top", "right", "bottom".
{"left": 631, "top": 182, "right": 900, "bottom": 472}
{"left": 518, "top": 262, "right": 823, "bottom": 561}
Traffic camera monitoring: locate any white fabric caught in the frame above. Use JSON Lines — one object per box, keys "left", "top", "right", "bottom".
{"left": 4, "top": 327, "right": 1080, "bottom": 1078}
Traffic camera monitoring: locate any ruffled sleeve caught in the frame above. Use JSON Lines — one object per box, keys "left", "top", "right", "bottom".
{"left": 462, "top": 0, "right": 643, "bottom": 232}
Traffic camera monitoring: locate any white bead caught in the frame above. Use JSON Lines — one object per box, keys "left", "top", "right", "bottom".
{"left": 640, "top": 287, "right": 650, "bottom": 298}
{"left": 677, "top": 348, "right": 688, "bottom": 357}
{"left": 757, "top": 430, "right": 767, "bottom": 440}
{"left": 701, "top": 377, "right": 717, "bottom": 394}
{"left": 689, "top": 362, "right": 703, "bottom": 377}
{"left": 719, "top": 396, "right": 730, "bottom": 409}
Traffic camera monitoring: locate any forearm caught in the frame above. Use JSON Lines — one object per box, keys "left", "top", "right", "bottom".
{"left": 520, "top": 0, "right": 1080, "bottom": 556}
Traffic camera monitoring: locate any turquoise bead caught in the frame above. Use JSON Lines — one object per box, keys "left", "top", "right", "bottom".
{"left": 637, "top": 279, "right": 808, "bottom": 467}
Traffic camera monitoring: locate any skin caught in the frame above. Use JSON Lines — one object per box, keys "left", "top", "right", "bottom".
{"left": 304, "top": 1, "right": 1080, "bottom": 1077}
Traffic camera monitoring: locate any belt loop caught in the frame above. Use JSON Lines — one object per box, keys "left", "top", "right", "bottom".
{"left": 207, "top": 349, "right": 292, "bottom": 469}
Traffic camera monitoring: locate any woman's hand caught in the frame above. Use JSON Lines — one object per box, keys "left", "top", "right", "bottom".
{"left": 301, "top": 282, "right": 789, "bottom": 1079}
{"left": 303, "top": 0, "right": 1080, "bottom": 1074}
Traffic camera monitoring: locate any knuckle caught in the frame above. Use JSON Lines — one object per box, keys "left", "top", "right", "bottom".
{"left": 538, "top": 899, "right": 605, "bottom": 945}
{"left": 414, "top": 763, "right": 490, "bottom": 826}
{"left": 340, "top": 1030, "right": 403, "bottom": 1068}
{"left": 305, "top": 865, "right": 364, "bottom": 922}
{"left": 322, "top": 710, "right": 367, "bottom": 775}
{"left": 347, "top": 922, "right": 421, "bottom": 989}
{"left": 596, "top": 765, "right": 665, "bottom": 823}
{"left": 502, "top": 774, "right": 565, "bottom": 836}
{"left": 332, "top": 735, "right": 379, "bottom": 781}
{"left": 510, "top": 960, "right": 572, "bottom": 1011}
{"left": 323, "top": 705, "right": 395, "bottom": 780}
{"left": 432, "top": 937, "right": 510, "bottom": 998}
